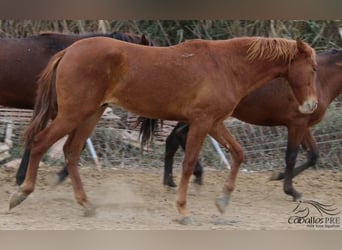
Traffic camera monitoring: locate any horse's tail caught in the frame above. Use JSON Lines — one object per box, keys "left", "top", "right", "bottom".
{"left": 24, "top": 50, "right": 66, "bottom": 148}
{"left": 135, "top": 117, "right": 161, "bottom": 148}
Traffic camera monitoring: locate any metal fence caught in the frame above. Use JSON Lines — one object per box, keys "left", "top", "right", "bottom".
{"left": 2, "top": 100, "right": 340, "bottom": 172}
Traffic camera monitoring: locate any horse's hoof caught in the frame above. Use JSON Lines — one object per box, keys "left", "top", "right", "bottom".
{"left": 215, "top": 192, "right": 230, "bottom": 214}
{"left": 292, "top": 192, "right": 302, "bottom": 202}
{"left": 9, "top": 191, "right": 28, "bottom": 210}
{"left": 194, "top": 177, "right": 203, "bottom": 185}
{"left": 178, "top": 216, "right": 193, "bottom": 225}
{"left": 83, "top": 204, "right": 96, "bottom": 217}
{"left": 269, "top": 171, "right": 283, "bottom": 181}
{"left": 164, "top": 178, "right": 177, "bottom": 188}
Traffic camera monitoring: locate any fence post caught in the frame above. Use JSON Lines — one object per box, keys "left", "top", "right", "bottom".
{"left": 86, "top": 138, "right": 101, "bottom": 171}
{"left": 209, "top": 136, "right": 231, "bottom": 169}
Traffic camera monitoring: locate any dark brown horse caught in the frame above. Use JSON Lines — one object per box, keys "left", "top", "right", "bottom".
{"left": 159, "top": 48, "right": 342, "bottom": 201}
{"left": 0, "top": 32, "right": 154, "bottom": 185}
{"left": 9, "top": 37, "right": 318, "bottom": 224}
{"left": 0, "top": 32, "right": 152, "bottom": 109}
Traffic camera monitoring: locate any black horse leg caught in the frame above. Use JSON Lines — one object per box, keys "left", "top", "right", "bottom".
{"left": 282, "top": 126, "right": 307, "bottom": 201}
{"left": 164, "top": 122, "right": 204, "bottom": 187}
{"left": 55, "top": 166, "right": 69, "bottom": 184}
{"left": 284, "top": 143, "right": 301, "bottom": 200}
{"left": 272, "top": 129, "right": 319, "bottom": 180}
{"left": 15, "top": 148, "right": 31, "bottom": 185}
{"left": 164, "top": 125, "right": 181, "bottom": 187}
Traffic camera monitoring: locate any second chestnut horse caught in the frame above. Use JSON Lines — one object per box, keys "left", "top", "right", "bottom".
{"left": 160, "top": 48, "right": 342, "bottom": 201}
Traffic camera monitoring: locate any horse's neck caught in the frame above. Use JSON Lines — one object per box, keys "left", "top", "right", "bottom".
{"left": 318, "top": 68, "right": 342, "bottom": 104}
{"left": 242, "top": 60, "right": 288, "bottom": 97}
{"left": 223, "top": 38, "right": 291, "bottom": 98}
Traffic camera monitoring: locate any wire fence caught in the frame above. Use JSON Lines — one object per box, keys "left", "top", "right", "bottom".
{"left": 2, "top": 99, "right": 340, "bottom": 172}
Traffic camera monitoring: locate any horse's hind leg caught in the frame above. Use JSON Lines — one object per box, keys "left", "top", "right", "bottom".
{"left": 52, "top": 142, "right": 88, "bottom": 186}
{"left": 209, "top": 122, "right": 243, "bottom": 214}
{"left": 164, "top": 124, "right": 182, "bottom": 187}
{"left": 271, "top": 128, "right": 319, "bottom": 180}
{"left": 9, "top": 117, "right": 78, "bottom": 210}
{"left": 293, "top": 129, "right": 319, "bottom": 176}
{"left": 62, "top": 107, "right": 105, "bottom": 216}
{"left": 281, "top": 126, "right": 307, "bottom": 201}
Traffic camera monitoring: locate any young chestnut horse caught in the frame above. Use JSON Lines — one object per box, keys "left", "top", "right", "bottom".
{"left": 159, "top": 48, "right": 342, "bottom": 201}
{"left": 9, "top": 37, "right": 318, "bottom": 224}
{"left": 0, "top": 32, "right": 154, "bottom": 185}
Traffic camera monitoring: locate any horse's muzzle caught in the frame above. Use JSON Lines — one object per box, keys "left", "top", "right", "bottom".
{"left": 298, "top": 98, "right": 318, "bottom": 114}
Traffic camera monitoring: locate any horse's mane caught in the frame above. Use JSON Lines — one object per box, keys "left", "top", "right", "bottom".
{"left": 247, "top": 37, "right": 300, "bottom": 63}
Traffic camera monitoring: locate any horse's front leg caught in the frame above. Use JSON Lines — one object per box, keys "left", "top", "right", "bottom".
{"left": 62, "top": 108, "right": 105, "bottom": 216}
{"left": 209, "top": 122, "right": 243, "bottom": 214}
{"left": 52, "top": 141, "right": 90, "bottom": 186}
{"left": 176, "top": 120, "right": 212, "bottom": 225}
{"left": 176, "top": 123, "right": 204, "bottom": 185}
{"left": 271, "top": 128, "right": 319, "bottom": 181}
{"left": 282, "top": 125, "right": 307, "bottom": 201}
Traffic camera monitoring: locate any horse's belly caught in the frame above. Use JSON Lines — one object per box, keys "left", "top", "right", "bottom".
{"left": 107, "top": 95, "right": 187, "bottom": 121}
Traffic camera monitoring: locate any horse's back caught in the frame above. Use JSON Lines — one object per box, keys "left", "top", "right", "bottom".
{"left": 56, "top": 37, "right": 224, "bottom": 120}
{"left": 0, "top": 37, "right": 54, "bottom": 108}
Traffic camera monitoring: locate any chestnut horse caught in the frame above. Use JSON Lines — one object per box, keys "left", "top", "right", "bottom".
{"left": 159, "top": 48, "right": 342, "bottom": 201}
{"left": 9, "top": 37, "right": 318, "bottom": 224}
{"left": 0, "top": 32, "right": 154, "bottom": 185}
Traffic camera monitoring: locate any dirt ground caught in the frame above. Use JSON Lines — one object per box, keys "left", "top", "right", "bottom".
{"left": 0, "top": 162, "right": 341, "bottom": 230}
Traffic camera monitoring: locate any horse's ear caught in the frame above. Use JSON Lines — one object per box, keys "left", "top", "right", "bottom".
{"left": 296, "top": 38, "right": 307, "bottom": 54}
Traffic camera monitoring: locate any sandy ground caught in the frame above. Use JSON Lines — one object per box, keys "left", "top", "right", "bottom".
{"left": 0, "top": 162, "right": 341, "bottom": 230}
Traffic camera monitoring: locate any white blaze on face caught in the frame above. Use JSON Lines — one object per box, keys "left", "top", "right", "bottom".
{"left": 298, "top": 97, "right": 318, "bottom": 114}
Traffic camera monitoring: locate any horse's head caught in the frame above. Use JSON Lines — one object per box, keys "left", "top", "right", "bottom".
{"left": 287, "top": 38, "right": 318, "bottom": 114}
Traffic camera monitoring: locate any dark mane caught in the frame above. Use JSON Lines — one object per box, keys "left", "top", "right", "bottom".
{"left": 38, "top": 32, "right": 154, "bottom": 47}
